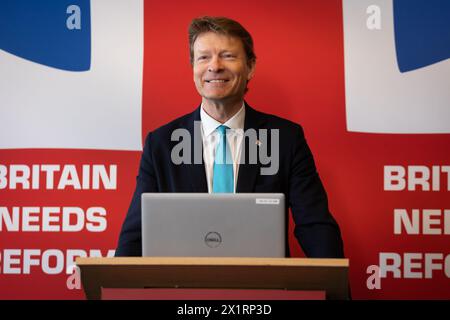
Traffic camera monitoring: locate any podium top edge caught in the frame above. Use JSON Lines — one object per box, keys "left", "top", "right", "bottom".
{"left": 75, "top": 257, "right": 349, "bottom": 268}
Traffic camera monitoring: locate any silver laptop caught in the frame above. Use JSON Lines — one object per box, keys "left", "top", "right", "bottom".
{"left": 141, "top": 193, "right": 285, "bottom": 257}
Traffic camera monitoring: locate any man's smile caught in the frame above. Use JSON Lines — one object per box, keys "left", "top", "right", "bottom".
{"left": 205, "top": 79, "right": 230, "bottom": 83}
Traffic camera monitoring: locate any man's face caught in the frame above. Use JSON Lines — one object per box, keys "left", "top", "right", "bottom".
{"left": 192, "top": 32, "right": 255, "bottom": 104}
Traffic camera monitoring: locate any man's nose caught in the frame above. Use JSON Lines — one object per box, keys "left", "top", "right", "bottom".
{"left": 207, "top": 56, "right": 223, "bottom": 72}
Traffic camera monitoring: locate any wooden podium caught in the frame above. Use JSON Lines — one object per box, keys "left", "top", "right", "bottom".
{"left": 76, "top": 257, "right": 349, "bottom": 300}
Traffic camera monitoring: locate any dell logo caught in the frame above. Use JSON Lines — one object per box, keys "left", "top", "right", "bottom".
{"left": 204, "top": 232, "right": 222, "bottom": 248}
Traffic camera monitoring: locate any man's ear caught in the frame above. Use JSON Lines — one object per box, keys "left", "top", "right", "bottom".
{"left": 193, "top": 61, "right": 197, "bottom": 82}
{"left": 247, "top": 60, "right": 256, "bottom": 80}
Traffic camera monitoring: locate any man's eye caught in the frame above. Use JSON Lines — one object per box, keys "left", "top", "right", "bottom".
{"left": 198, "top": 56, "right": 208, "bottom": 61}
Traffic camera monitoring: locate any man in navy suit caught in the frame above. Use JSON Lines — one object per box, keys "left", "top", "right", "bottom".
{"left": 115, "top": 16, "right": 344, "bottom": 258}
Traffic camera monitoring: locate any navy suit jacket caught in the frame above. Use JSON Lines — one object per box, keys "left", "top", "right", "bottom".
{"left": 115, "top": 103, "right": 344, "bottom": 258}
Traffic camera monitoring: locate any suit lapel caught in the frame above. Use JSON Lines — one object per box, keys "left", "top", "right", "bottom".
{"left": 236, "top": 103, "right": 267, "bottom": 193}
{"left": 185, "top": 107, "right": 208, "bottom": 192}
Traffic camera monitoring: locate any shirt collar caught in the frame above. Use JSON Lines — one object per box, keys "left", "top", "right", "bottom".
{"left": 200, "top": 102, "right": 245, "bottom": 137}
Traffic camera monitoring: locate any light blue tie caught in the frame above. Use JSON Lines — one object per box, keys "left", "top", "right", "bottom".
{"left": 212, "top": 125, "right": 234, "bottom": 193}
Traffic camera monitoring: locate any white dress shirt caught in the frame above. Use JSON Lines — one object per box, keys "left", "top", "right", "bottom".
{"left": 200, "top": 103, "right": 245, "bottom": 193}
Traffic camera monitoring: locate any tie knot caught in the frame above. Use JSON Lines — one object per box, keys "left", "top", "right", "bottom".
{"left": 216, "top": 125, "right": 229, "bottom": 135}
